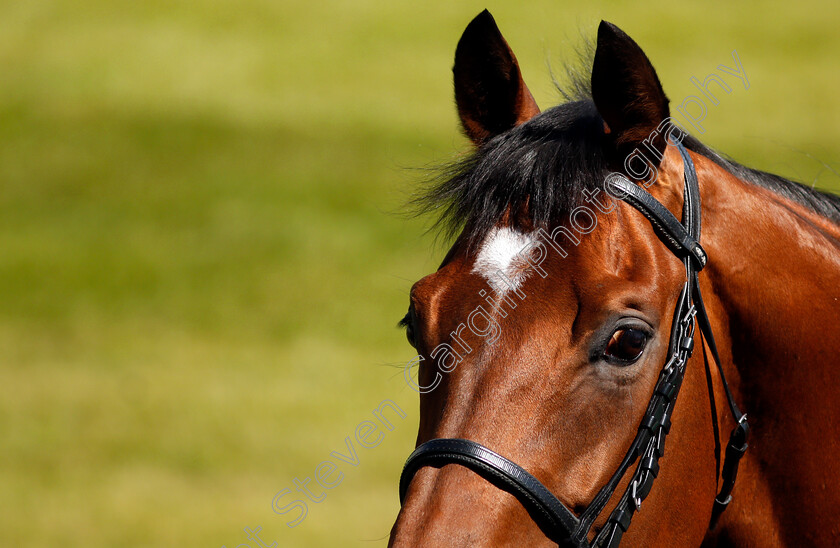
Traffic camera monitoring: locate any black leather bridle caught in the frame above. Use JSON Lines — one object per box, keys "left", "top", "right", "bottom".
{"left": 397, "top": 142, "right": 750, "bottom": 547}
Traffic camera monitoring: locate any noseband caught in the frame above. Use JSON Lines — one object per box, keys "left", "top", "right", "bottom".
{"left": 398, "top": 142, "right": 750, "bottom": 547}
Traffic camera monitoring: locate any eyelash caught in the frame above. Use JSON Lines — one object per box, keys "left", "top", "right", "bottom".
{"left": 399, "top": 311, "right": 416, "bottom": 348}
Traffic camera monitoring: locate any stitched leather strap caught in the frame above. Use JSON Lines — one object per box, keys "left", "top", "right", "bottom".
{"left": 608, "top": 176, "right": 707, "bottom": 270}
{"left": 399, "top": 438, "right": 582, "bottom": 544}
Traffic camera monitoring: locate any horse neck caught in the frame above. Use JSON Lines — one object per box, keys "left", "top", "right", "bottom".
{"left": 694, "top": 154, "right": 840, "bottom": 541}
{"left": 696, "top": 158, "right": 840, "bottom": 382}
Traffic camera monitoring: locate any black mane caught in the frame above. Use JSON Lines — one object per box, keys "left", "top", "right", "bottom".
{"left": 680, "top": 136, "right": 840, "bottom": 223}
{"left": 413, "top": 90, "right": 840, "bottom": 246}
{"left": 414, "top": 100, "right": 609, "bottom": 245}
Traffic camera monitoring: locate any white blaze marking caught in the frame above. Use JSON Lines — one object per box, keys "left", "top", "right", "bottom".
{"left": 472, "top": 226, "right": 535, "bottom": 291}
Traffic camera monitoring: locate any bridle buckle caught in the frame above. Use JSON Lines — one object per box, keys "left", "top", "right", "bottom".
{"left": 631, "top": 480, "right": 642, "bottom": 511}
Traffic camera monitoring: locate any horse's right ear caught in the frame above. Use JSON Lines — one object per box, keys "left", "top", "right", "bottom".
{"left": 453, "top": 10, "right": 540, "bottom": 146}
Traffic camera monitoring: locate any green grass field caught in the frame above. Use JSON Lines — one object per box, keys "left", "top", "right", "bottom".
{"left": 1, "top": 1, "right": 838, "bottom": 546}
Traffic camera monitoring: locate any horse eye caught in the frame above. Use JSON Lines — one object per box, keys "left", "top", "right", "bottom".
{"left": 604, "top": 328, "right": 648, "bottom": 364}
{"left": 399, "top": 310, "right": 417, "bottom": 349}
{"left": 405, "top": 321, "right": 417, "bottom": 349}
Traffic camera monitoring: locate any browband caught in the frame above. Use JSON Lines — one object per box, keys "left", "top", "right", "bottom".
{"left": 607, "top": 177, "right": 707, "bottom": 270}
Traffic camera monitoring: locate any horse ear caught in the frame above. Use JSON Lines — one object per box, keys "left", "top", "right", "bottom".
{"left": 591, "top": 21, "right": 670, "bottom": 160}
{"left": 453, "top": 10, "right": 540, "bottom": 145}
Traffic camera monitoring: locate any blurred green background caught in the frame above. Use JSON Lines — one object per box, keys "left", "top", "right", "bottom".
{"left": 0, "top": 1, "right": 837, "bottom": 546}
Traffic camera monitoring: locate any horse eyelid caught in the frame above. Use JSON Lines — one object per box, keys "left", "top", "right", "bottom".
{"left": 398, "top": 312, "right": 411, "bottom": 329}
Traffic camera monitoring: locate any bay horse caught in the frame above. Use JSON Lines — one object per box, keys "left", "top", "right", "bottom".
{"left": 390, "top": 10, "right": 840, "bottom": 548}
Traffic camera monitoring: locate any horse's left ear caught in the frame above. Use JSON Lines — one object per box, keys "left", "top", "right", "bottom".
{"left": 453, "top": 10, "right": 541, "bottom": 146}
{"left": 591, "top": 21, "right": 670, "bottom": 161}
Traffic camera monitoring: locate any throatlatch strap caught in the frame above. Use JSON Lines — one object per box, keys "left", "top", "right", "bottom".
{"left": 692, "top": 273, "right": 750, "bottom": 529}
